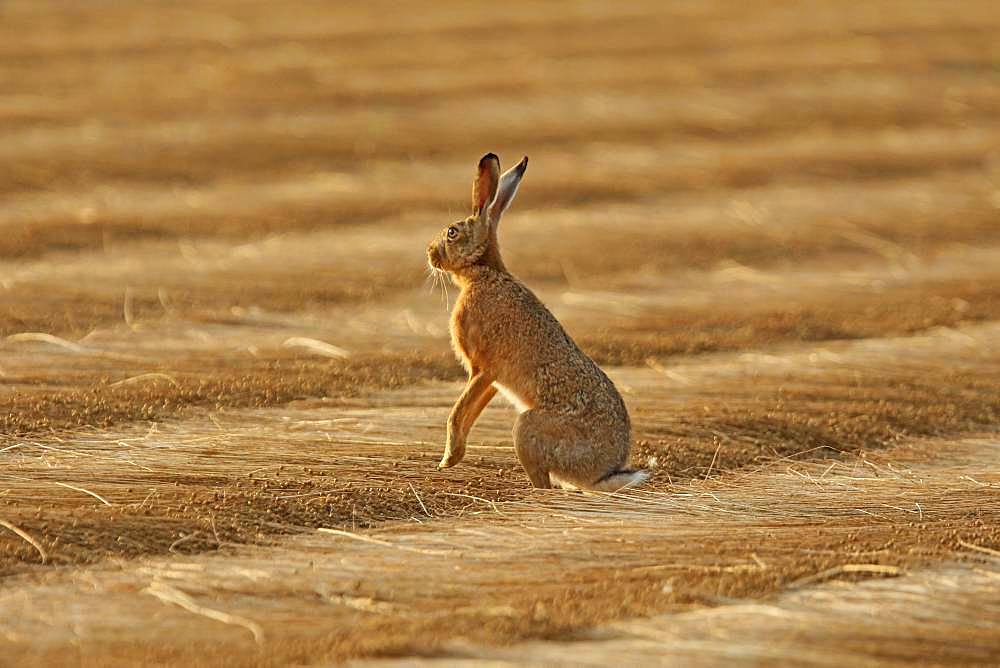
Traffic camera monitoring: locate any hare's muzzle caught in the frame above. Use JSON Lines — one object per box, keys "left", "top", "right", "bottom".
{"left": 427, "top": 242, "right": 442, "bottom": 269}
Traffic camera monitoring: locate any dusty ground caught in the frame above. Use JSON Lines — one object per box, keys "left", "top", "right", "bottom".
{"left": 2, "top": 0, "right": 1000, "bottom": 665}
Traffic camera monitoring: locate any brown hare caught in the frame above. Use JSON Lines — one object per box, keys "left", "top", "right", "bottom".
{"left": 426, "top": 153, "right": 647, "bottom": 491}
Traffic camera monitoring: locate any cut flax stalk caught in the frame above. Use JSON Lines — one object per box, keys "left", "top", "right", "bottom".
{"left": 52, "top": 481, "right": 112, "bottom": 506}
{"left": 5, "top": 332, "right": 89, "bottom": 353}
{"left": 958, "top": 539, "right": 1000, "bottom": 558}
{"left": 0, "top": 518, "right": 47, "bottom": 563}
{"left": 109, "top": 373, "right": 180, "bottom": 388}
{"left": 409, "top": 482, "right": 432, "bottom": 517}
{"left": 789, "top": 563, "right": 903, "bottom": 589}
{"left": 317, "top": 527, "right": 454, "bottom": 556}
{"left": 143, "top": 580, "right": 264, "bottom": 644}
{"left": 281, "top": 337, "right": 350, "bottom": 359}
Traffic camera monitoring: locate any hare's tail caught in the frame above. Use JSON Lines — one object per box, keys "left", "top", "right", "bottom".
{"left": 592, "top": 469, "right": 650, "bottom": 492}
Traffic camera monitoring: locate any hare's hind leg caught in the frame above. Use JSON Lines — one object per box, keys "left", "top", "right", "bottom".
{"left": 514, "top": 408, "right": 629, "bottom": 490}
{"left": 512, "top": 409, "right": 557, "bottom": 488}
{"left": 513, "top": 408, "right": 602, "bottom": 489}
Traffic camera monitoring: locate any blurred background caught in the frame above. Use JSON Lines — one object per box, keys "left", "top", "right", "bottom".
{"left": 3, "top": 0, "right": 999, "bottom": 338}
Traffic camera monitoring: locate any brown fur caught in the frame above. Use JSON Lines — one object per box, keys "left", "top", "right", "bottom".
{"left": 427, "top": 153, "right": 645, "bottom": 490}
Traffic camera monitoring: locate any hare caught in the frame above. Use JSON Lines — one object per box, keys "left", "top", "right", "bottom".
{"left": 426, "top": 153, "right": 648, "bottom": 491}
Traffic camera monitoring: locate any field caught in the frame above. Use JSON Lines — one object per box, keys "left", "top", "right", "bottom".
{"left": 2, "top": 1, "right": 1000, "bottom": 665}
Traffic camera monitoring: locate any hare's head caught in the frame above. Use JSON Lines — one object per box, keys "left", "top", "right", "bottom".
{"left": 427, "top": 153, "right": 527, "bottom": 274}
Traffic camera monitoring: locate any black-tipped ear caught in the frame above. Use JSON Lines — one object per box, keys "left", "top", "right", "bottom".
{"left": 472, "top": 153, "right": 500, "bottom": 216}
{"left": 488, "top": 155, "right": 528, "bottom": 225}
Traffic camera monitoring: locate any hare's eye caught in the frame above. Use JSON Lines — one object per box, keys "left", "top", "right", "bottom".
{"left": 446, "top": 226, "right": 459, "bottom": 241}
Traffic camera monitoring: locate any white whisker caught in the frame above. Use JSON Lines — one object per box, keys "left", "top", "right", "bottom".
{"left": 436, "top": 272, "right": 447, "bottom": 309}
{"left": 425, "top": 266, "right": 438, "bottom": 296}
{"left": 441, "top": 271, "right": 452, "bottom": 310}
{"left": 427, "top": 268, "right": 451, "bottom": 311}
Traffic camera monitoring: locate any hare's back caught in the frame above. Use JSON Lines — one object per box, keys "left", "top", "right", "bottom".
{"left": 481, "top": 278, "right": 577, "bottom": 356}
{"left": 475, "top": 278, "right": 615, "bottom": 395}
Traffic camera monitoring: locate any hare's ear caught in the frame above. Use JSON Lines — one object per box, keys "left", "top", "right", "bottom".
{"left": 471, "top": 153, "right": 500, "bottom": 216}
{"left": 488, "top": 156, "right": 528, "bottom": 226}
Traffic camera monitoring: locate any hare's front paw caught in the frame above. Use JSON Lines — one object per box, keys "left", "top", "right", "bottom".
{"left": 438, "top": 441, "right": 466, "bottom": 469}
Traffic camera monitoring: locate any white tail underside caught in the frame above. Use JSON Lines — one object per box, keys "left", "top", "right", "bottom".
{"left": 550, "top": 470, "right": 650, "bottom": 492}
{"left": 591, "top": 470, "right": 650, "bottom": 492}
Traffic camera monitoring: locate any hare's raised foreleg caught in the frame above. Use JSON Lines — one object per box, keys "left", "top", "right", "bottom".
{"left": 439, "top": 372, "right": 496, "bottom": 469}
